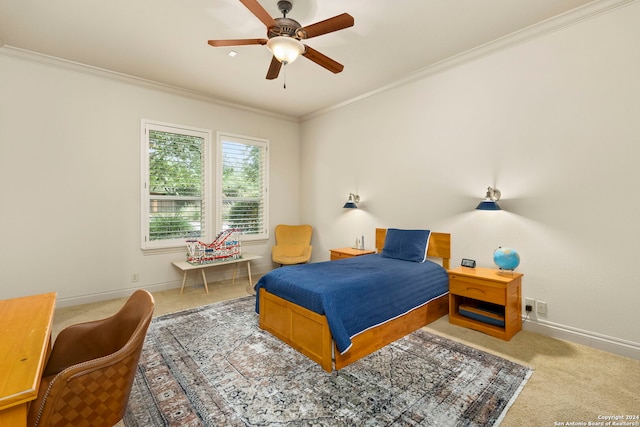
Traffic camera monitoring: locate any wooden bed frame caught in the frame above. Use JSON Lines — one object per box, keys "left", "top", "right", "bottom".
{"left": 258, "top": 228, "right": 451, "bottom": 372}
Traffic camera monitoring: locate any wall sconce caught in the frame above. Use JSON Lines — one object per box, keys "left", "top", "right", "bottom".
{"left": 476, "top": 187, "right": 502, "bottom": 210}
{"left": 343, "top": 193, "right": 360, "bottom": 209}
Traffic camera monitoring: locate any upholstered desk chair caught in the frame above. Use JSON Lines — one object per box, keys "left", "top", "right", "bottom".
{"left": 27, "top": 289, "right": 155, "bottom": 427}
{"left": 272, "top": 224, "right": 313, "bottom": 266}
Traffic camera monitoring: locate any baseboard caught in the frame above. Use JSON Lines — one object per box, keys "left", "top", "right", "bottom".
{"left": 55, "top": 265, "right": 273, "bottom": 308}
{"left": 56, "top": 280, "right": 181, "bottom": 308}
{"left": 522, "top": 317, "right": 640, "bottom": 361}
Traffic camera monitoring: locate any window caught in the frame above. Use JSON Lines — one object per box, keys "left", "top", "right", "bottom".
{"left": 142, "top": 121, "right": 211, "bottom": 249}
{"left": 217, "top": 132, "right": 269, "bottom": 241}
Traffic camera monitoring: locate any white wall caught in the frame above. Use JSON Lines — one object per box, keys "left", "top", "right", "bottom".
{"left": 300, "top": 2, "right": 640, "bottom": 358}
{"left": 0, "top": 51, "right": 301, "bottom": 306}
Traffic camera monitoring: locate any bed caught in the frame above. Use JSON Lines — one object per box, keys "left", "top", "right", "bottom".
{"left": 255, "top": 228, "right": 451, "bottom": 372}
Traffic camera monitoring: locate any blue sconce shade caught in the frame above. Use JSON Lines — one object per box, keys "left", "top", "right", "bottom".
{"left": 343, "top": 193, "right": 360, "bottom": 209}
{"left": 476, "top": 187, "right": 502, "bottom": 210}
{"left": 476, "top": 200, "right": 501, "bottom": 210}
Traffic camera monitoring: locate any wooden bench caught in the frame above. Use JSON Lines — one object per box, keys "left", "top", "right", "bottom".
{"left": 172, "top": 254, "right": 262, "bottom": 294}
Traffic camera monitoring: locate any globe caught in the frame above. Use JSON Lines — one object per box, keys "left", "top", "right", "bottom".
{"left": 493, "top": 247, "right": 520, "bottom": 270}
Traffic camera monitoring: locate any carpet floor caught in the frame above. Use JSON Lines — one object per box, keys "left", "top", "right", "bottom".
{"left": 123, "top": 296, "right": 531, "bottom": 426}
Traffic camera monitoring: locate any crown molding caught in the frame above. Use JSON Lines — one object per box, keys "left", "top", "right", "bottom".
{"left": 0, "top": 46, "right": 300, "bottom": 123}
{"left": 301, "top": 0, "right": 638, "bottom": 122}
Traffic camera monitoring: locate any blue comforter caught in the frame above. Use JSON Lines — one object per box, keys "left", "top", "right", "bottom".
{"left": 255, "top": 254, "right": 449, "bottom": 354}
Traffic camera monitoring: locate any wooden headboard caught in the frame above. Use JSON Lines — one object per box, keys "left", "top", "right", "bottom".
{"left": 375, "top": 228, "right": 451, "bottom": 270}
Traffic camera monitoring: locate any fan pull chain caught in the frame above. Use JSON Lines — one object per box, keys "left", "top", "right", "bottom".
{"left": 283, "top": 63, "right": 287, "bottom": 89}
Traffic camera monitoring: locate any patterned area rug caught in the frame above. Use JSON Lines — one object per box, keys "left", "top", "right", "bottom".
{"left": 124, "top": 296, "right": 532, "bottom": 426}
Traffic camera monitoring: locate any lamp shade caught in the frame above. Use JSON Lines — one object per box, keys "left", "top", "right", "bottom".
{"left": 343, "top": 193, "right": 359, "bottom": 209}
{"left": 476, "top": 200, "right": 501, "bottom": 210}
{"left": 475, "top": 186, "right": 502, "bottom": 210}
{"left": 267, "top": 36, "right": 304, "bottom": 64}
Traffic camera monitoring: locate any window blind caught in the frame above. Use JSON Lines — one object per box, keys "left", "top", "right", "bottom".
{"left": 143, "top": 122, "right": 210, "bottom": 249}
{"left": 219, "top": 135, "right": 268, "bottom": 239}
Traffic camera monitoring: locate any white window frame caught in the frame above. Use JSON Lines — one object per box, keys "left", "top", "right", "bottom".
{"left": 141, "top": 120, "right": 212, "bottom": 250}
{"left": 216, "top": 132, "right": 269, "bottom": 242}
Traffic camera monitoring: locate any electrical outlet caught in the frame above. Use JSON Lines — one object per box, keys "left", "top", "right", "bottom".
{"left": 536, "top": 301, "right": 548, "bottom": 315}
{"left": 524, "top": 298, "right": 535, "bottom": 312}
{"left": 131, "top": 273, "right": 139, "bottom": 282}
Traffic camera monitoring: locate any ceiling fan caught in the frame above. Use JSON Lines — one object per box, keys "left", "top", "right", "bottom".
{"left": 208, "top": 0, "right": 354, "bottom": 80}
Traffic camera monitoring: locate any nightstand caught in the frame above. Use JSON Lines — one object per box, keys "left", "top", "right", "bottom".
{"left": 330, "top": 247, "right": 376, "bottom": 261}
{"left": 448, "top": 266, "right": 523, "bottom": 341}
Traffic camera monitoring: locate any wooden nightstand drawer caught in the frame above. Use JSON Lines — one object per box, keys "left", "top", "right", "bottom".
{"left": 450, "top": 277, "right": 506, "bottom": 305}
{"left": 330, "top": 248, "right": 376, "bottom": 260}
{"left": 330, "top": 251, "right": 352, "bottom": 261}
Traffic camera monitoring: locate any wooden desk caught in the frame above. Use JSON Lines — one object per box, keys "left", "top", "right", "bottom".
{"left": 172, "top": 254, "right": 262, "bottom": 295}
{"left": 0, "top": 292, "right": 56, "bottom": 427}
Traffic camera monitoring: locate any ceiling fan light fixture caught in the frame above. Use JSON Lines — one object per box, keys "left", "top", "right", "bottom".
{"left": 267, "top": 36, "right": 304, "bottom": 64}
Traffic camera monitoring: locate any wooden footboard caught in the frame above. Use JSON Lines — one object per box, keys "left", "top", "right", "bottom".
{"left": 259, "top": 288, "right": 333, "bottom": 372}
{"left": 259, "top": 289, "right": 449, "bottom": 372}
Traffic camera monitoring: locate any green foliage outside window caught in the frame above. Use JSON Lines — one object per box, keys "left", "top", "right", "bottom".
{"left": 148, "top": 129, "right": 204, "bottom": 241}
{"left": 221, "top": 142, "right": 265, "bottom": 235}
{"left": 144, "top": 126, "right": 266, "bottom": 246}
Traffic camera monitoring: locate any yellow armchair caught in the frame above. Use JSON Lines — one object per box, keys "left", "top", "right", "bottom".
{"left": 272, "top": 224, "right": 313, "bottom": 266}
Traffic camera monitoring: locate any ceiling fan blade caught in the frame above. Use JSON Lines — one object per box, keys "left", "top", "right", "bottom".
{"left": 298, "top": 13, "right": 354, "bottom": 39}
{"left": 302, "top": 45, "right": 344, "bottom": 74}
{"left": 208, "top": 38, "right": 267, "bottom": 47}
{"left": 266, "top": 56, "right": 282, "bottom": 80}
{"left": 239, "top": 0, "right": 277, "bottom": 28}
